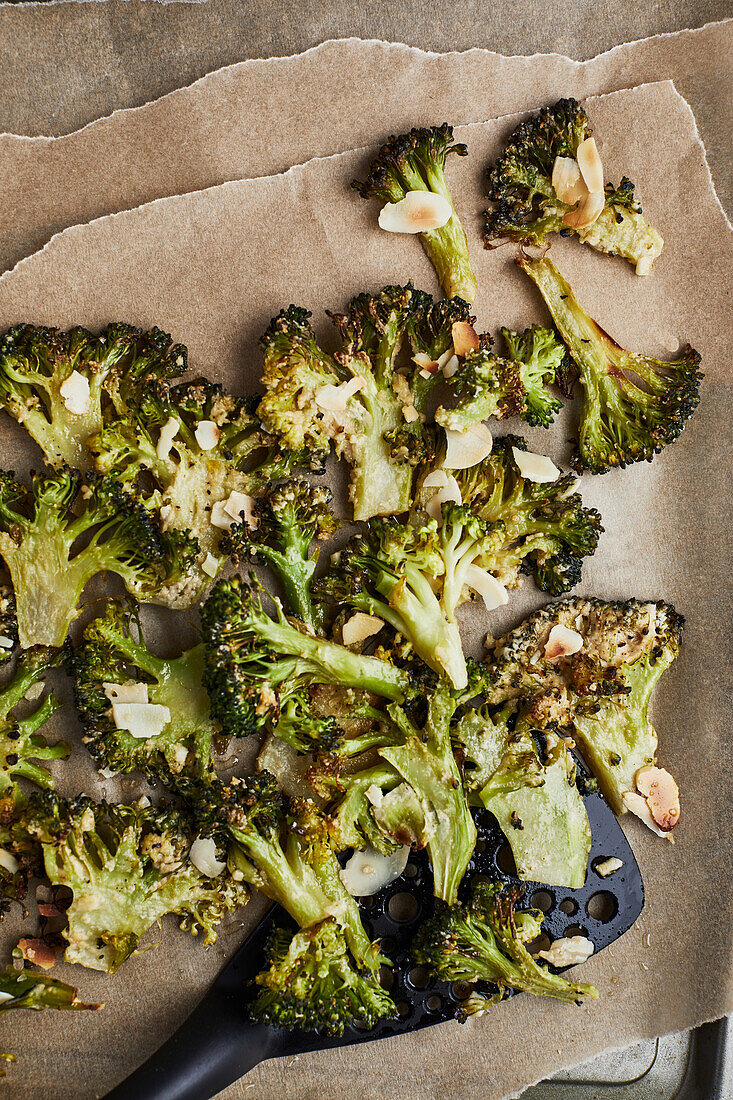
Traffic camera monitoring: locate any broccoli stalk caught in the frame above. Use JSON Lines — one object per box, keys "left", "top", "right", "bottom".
{"left": 352, "top": 125, "right": 477, "bottom": 302}
{"left": 72, "top": 602, "right": 222, "bottom": 794}
{"left": 221, "top": 480, "right": 337, "bottom": 631}
{"left": 200, "top": 576, "right": 410, "bottom": 739}
{"left": 24, "top": 791, "right": 249, "bottom": 973}
{"left": 0, "top": 323, "right": 186, "bottom": 469}
{"left": 519, "top": 255, "right": 702, "bottom": 472}
{"left": 0, "top": 468, "right": 192, "bottom": 648}
{"left": 483, "top": 98, "right": 663, "bottom": 274}
{"left": 413, "top": 881, "right": 598, "bottom": 1010}
{"left": 0, "top": 964, "right": 99, "bottom": 1013}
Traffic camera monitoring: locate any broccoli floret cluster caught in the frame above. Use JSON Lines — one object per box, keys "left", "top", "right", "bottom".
{"left": 483, "top": 98, "right": 664, "bottom": 274}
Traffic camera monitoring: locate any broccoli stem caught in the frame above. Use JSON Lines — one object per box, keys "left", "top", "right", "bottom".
{"left": 349, "top": 375, "right": 413, "bottom": 521}
{"left": 254, "top": 542, "right": 318, "bottom": 630}
{"left": 228, "top": 832, "right": 333, "bottom": 930}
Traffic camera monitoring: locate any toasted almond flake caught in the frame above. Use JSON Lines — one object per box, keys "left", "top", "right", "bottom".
{"left": 538, "top": 936, "right": 595, "bottom": 968}
{"left": 194, "top": 420, "right": 220, "bottom": 451}
{"left": 437, "top": 347, "right": 455, "bottom": 369}
{"left": 576, "top": 137, "right": 604, "bottom": 193}
{"left": 156, "top": 416, "right": 179, "bottom": 461}
{"left": 104, "top": 681, "right": 148, "bottom": 705}
{"left": 442, "top": 354, "right": 460, "bottom": 378}
{"left": 622, "top": 791, "right": 671, "bottom": 839}
{"left": 0, "top": 636, "right": 13, "bottom": 650}
{"left": 412, "top": 352, "right": 435, "bottom": 369}
{"left": 596, "top": 857, "right": 623, "bottom": 877}
{"left": 419, "top": 367, "right": 437, "bottom": 380}
{"left": 340, "top": 845, "right": 410, "bottom": 896}
{"left": 224, "top": 490, "right": 257, "bottom": 526}
{"left": 422, "top": 470, "right": 449, "bottom": 491}
{"left": 563, "top": 190, "right": 605, "bottom": 229}
{"left": 378, "top": 190, "right": 452, "bottom": 233}
{"left": 425, "top": 474, "right": 462, "bottom": 519}
{"left": 173, "top": 744, "right": 189, "bottom": 768}
{"left": 159, "top": 504, "right": 173, "bottom": 523}
{"left": 464, "top": 565, "right": 509, "bottom": 611}
{"left": 635, "top": 766, "right": 680, "bottom": 831}
{"left": 544, "top": 624, "right": 584, "bottom": 660}
{"left": 402, "top": 404, "right": 420, "bottom": 423}
{"left": 512, "top": 446, "right": 560, "bottom": 483}
{"left": 444, "top": 424, "right": 493, "bottom": 470}
{"left": 98, "top": 766, "right": 118, "bottom": 781}
{"left": 635, "top": 254, "right": 654, "bottom": 277}
{"left": 551, "top": 156, "right": 588, "bottom": 205}
{"left": 111, "top": 702, "right": 170, "bottom": 739}
{"left": 452, "top": 322, "right": 480, "bottom": 357}
{"left": 189, "top": 836, "right": 226, "bottom": 878}
{"left": 0, "top": 848, "right": 19, "bottom": 875}
{"left": 24, "top": 681, "right": 44, "bottom": 702}
{"left": 17, "top": 938, "right": 56, "bottom": 970}
{"left": 201, "top": 552, "right": 219, "bottom": 578}
{"left": 59, "top": 370, "right": 91, "bottom": 415}
{"left": 342, "top": 612, "right": 384, "bottom": 646}
{"left": 314, "top": 375, "right": 365, "bottom": 415}
{"left": 0, "top": 991, "right": 14, "bottom": 1004}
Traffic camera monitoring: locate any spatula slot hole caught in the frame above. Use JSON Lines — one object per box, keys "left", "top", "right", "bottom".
{"left": 396, "top": 1001, "right": 412, "bottom": 1018}
{"left": 496, "top": 843, "right": 516, "bottom": 874}
{"left": 558, "top": 898, "right": 578, "bottom": 916}
{"left": 450, "top": 981, "right": 474, "bottom": 1001}
{"left": 529, "top": 889, "right": 554, "bottom": 913}
{"left": 528, "top": 932, "right": 552, "bottom": 956}
{"left": 563, "top": 923, "right": 588, "bottom": 938}
{"left": 586, "top": 891, "right": 617, "bottom": 923}
{"left": 407, "top": 966, "right": 430, "bottom": 990}
{"left": 379, "top": 965, "right": 394, "bottom": 990}
{"left": 387, "top": 892, "right": 419, "bottom": 923}
{"left": 425, "top": 995, "right": 442, "bottom": 1012}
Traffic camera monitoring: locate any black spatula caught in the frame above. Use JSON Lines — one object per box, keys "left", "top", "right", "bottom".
{"left": 105, "top": 774, "right": 643, "bottom": 1100}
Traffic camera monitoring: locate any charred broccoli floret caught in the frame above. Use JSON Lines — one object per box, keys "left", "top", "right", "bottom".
{"left": 0, "top": 323, "right": 186, "bottom": 470}
{"left": 500, "top": 325, "right": 566, "bottom": 428}
{"left": 199, "top": 576, "right": 409, "bottom": 739}
{"left": 484, "top": 597, "right": 684, "bottom": 815}
{"left": 483, "top": 98, "right": 663, "bottom": 274}
{"left": 0, "top": 468, "right": 193, "bottom": 648}
{"left": 0, "top": 646, "right": 68, "bottom": 796}
{"left": 90, "top": 377, "right": 304, "bottom": 606}
{"left": 519, "top": 256, "right": 702, "bottom": 472}
{"left": 0, "top": 586, "right": 17, "bottom": 664}
{"left": 24, "top": 791, "right": 249, "bottom": 973}
{"left": 259, "top": 287, "right": 470, "bottom": 520}
{"left": 352, "top": 125, "right": 477, "bottom": 302}
{"left": 72, "top": 602, "right": 222, "bottom": 794}
{"left": 222, "top": 479, "right": 337, "bottom": 631}
{"left": 413, "top": 880, "right": 598, "bottom": 1010}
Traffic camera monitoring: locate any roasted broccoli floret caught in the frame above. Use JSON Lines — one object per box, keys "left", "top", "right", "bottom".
{"left": 519, "top": 255, "right": 702, "bottom": 472}
{"left": 455, "top": 700, "right": 591, "bottom": 888}
{"left": 500, "top": 325, "right": 566, "bottom": 428}
{"left": 24, "top": 791, "right": 249, "bottom": 973}
{"left": 484, "top": 597, "right": 684, "bottom": 815}
{"left": 0, "top": 586, "right": 17, "bottom": 664}
{"left": 90, "top": 377, "right": 304, "bottom": 606}
{"left": 0, "top": 468, "right": 193, "bottom": 648}
{"left": 72, "top": 601, "right": 222, "bottom": 794}
{"left": 352, "top": 125, "right": 477, "bottom": 301}
{"left": 251, "top": 918, "right": 395, "bottom": 1035}
{"left": 0, "top": 323, "right": 186, "bottom": 470}
{"left": 0, "top": 646, "right": 68, "bottom": 796}
{"left": 200, "top": 576, "right": 410, "bottom": 739}
{"left": 222, "top": 479, "right": 337, "bottom": 631}
{"left": 259, "top": 286, "right": 469, "bottom": 520}
{"left": 413, "top": 880, "right": 598, "bottom": 1010}
{"left": 483, "top": 98, "right": 663, "bottom": 274}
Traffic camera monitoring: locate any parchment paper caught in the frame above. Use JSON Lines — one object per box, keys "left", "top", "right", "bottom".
{"left": 0, "top": 81, "right": 730, "bottom": 1100}
{"left": 1, "top": 22, "right": 732, "bottom": 274}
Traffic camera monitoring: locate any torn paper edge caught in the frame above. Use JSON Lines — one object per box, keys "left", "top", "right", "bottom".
{"left": 0, "top": 79, "right": 729, "bottom": 293}
{"left": 1, "top": 20, "right": 730, "bottom": 142}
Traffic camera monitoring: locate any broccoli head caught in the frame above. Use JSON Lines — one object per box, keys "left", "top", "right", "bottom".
{"left": 251, "top": 918, "right": 395, "bottom": 1036}
{"left": 484, "top": 597, "right": 684, "bottom": 815}
{"left": 483, "top": 98, "right": 663, "bottom": 274}
{"left": 500, "top": 325, "right": 566, "bottom": 428}
{"left": 222, "top": 479, "right": 337, "bottom": 631}
{"left": 72, "top": 601, "right": 222, "bottom": 795}
{"left": 0, "top": 467, "right": 192, "bottom": 648}
{"left": 200, "top": 576, "right": 409, "bottom": 739}
{"left": 24, "top": 791, "right": 249, "bottom": 973}
{"left": 0, "top": 323, "right": 186, "bottom": 470}
{"left": 435, "top": 347, "right": 527, "bottom": 432}
{"left": 0, "top": 645, "right": 68, "bottom": 797}
{"left": 413, "top": 880, "right": 598, "bottom": 1009}
{"left": 0, "top": 586, "right": 18, "bottom": 664}
{"left": 519, "top": 255, "right": 702, "bottom": 473}
{"left": 353, "top": 125, "right": 477, "bottom": 302}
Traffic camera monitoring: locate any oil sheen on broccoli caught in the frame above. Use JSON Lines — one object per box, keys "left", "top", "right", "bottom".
{"left": 353, "top": 125, "right": 478, "bottom": 302}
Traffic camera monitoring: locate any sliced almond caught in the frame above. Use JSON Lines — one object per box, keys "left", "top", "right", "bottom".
{"left": 635, "top": 766, "right": 680, "bottom": 831}
{"left": 576, "top": 137, "right": 604, "bottom": 194}
{"left": 464, "top": 565, "right": 509, "bottom": 612}
{"left": 444, "top": 424, "right": 493, "bottom": 470}
{"left": 442, "top": 354, "right": 460, "bottom": 379}
{"left": 402, "top": 405, "right": 419, "bottom": 423}
{"left": 194, "top": 420, "right": 221, "bottom": 451}
{"left": 201, "top": 552, "right": 220, "bottom": 578}
{"left": 544, "top": 624, "right": 584, "bottom": 660}
{"left": 59, "top": 370, "right": 91, "bottom": 415}
{"left": 189, "top": 836, "right": 226, "bottom": 878}
{"left": 538, "top": 935, "right": 595, "bottom": 968}
{"left": 156, "top": 416, "right": 180, "bottom": 461}
{"left": 595, "top": 857, "right": 623, "bottom": 877}
{"left": 512, "top": 446, "right": 560, "bottom": 484}
{"left": 422, "top": 470, "right": 449, "bottom": 491}
{"left": 378, "top": 190, "right": 452, "bottom": 233}
{"left": 314, "top": 375, "right": 366, "bottom": 415}
{"left": 622, "top": 791, "right": 671, "bottom": 840}
{"left": 452, "top": 322, "right": 480, "bottom": 357}
{"left": 437, "top": 347, "right": 455, "bottom": 370}
{"left": 223, "top": 490, "right": 257, "bottom": 527}
{"left": 339, "top": 845, "right": 410, "bottom": 896}
{"left": 563, "top": 190, "right": 605, "bottom": 229}
{"left": 551, "top": 156, "right": 588, "bottom": 205}
{"left": 111, "top": 702, "right": 171, "bottom": 739}
{"left": 425, "top": 474, "right": 462, "bottom": 520}
{"left": 342, "top": 612, "right": 384, "bottom": 646}
{"left": 0, "top": 636, "right": 13, "bottom": 650}
{"left": 412, "top": 352, "right": 437, "bottom": 371}
{"left": 103, "top": 681, "right": 149, "bottom": 705}
{"left": 0, "top": 848, "right": 19, "bottom": 875}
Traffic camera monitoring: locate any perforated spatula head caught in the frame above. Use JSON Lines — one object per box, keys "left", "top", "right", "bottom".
{"left": 105, "top": 772, "right": 643, "bottom": 1100}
